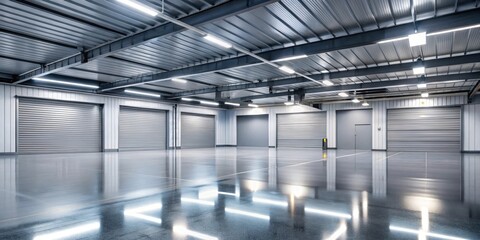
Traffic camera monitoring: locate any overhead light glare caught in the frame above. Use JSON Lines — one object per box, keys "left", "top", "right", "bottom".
{"left": 181, "top": 97, "right": 195, "bottom": 101}
{"left": 413, "top": 66, "right": 425, "bottom": 75}
{"left": 417, "top": 83, "right": 427, "bottom": 89}
{"left": 279, "top": 66, "right": 296, "bottom": 74}
{"left": 33, "top": 221, "right": 100, "bottom": 240}
{"left": 224, "top": 102, "right": 240, "bottom": 106}
{"left": 200, "top": 100, "right": 219, "bottom": 106}
{"left": 125, "top": 89, "right": 161, "bottom": 97}
{"left": 421, "top": 93, "right": 429, "bottom": 98}
{"left": 273, "top": 55, "right": 308, "bottom": 62}
{"left": 408, "top": 32, "right": 426, "bottom": 47}
{"left": 204, "top": 34, "right": 232, "bottom": 48}
{"left": 323, "top": 80, "right": 334, "bottom": 86}
{"left": 325, "top": 224, "right": 347, "bottom": 240}
{"left": 338, "top": 92, "right": 349, "bottom": 97}
{"left": 124, "top": 212, "right": 162, "bottom": 224}
{"left": 352, "top": 98, "right": 360, "bottom": 103}
{"left": 225, "top": 208, "right": 270, "bottom": 220}
{"left": 304, "top": 207, "right": 352, "bottom": 219}
{"left": 181, "top": 197, "right": 215, "bottom": 206}
{"left": 252, "top": 197, "right": 288, "bottom": 207}
{"left": 116, "top": 0, "right": 158, "bottom": 16}
{"left": 173, "top": 225, "right": 219, "bottom": 240}
{"left": 124, "top": 203, "right": 162, "bottom": 214}
{"left": 172, "top": 78, "right": 187, "bottom": 83}
{"left": 248, "top": 104, "right": 259, "bottom": 108}
{"left": 389, "top": 225, "right": 467, "bottom": 240}
{"left": 33, "top": 78, "right": 99, "bottom": 89}
{"left": 362, "top": 102, "right": 370, "bottom": 106}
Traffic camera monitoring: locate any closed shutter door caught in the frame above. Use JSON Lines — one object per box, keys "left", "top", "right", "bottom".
{"left": 181, "top": 113, "right": 215, "bottom": 149}
{"left": 18, "top": 98, "right": 102, "bottom": 154}
{"left": 387, "top": 107, "right": 461, "bottom": 152}
{"left": 277, "top": 112, "right": 327, "bottom": 148}
{"left": 119, "top": 107, "right": 167, "bottom": 150}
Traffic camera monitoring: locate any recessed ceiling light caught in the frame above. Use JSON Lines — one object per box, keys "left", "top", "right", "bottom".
{"left": 224, "top": 102, "right": 240, "bottom": 106}
{"left": 413, "top": 66, "right": 425, "bottom": 75}
{"left": 338, "top": 92, "right": 349, "bottom": 97}
{"left": 172, "top": 78, "right": 187, "bottom": 83}
{"left": 352, "top": 98, "right": 360, "bottom": 103}
{"left": 204, "top": 34, "right": 232, "bottom": 48}
{"left": 116, "top": 0, "right": 158, "bottom": 16}
{"left": 278, "top": 66, "right": 296, "bottom": 74}
{"left": 417, "top": 83, "right": 427, "bottom": 89}
{"left": 421, "top": 93, "right": 429, "bottom": 98}
{"left": 323, "top": 80, "right": 334, "bottom": 86}
{"left": 248, "top": 104, "right": 259, "bottom": 108}
{"left": 33, "top": 78, "right": 99, "bottom": 89}
{"left": 272, "top": 55, "right": 308, "bottom": 62}
{"left": 408, "top": 32, "right": 426, "bottom": 47}
{"left": 124, "top": 89, "right": 161, "bottom": 97}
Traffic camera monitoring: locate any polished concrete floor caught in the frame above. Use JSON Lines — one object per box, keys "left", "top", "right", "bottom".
{"left": 0, "top": 148, "right": 479, "bottom": 239}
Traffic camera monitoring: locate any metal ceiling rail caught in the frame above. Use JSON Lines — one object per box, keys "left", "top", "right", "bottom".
{"left": 229, "top": 72, "right": 480, "bottom": 101}
{"left": 97, "top": 8, "right": 480, "bottom": 92}
{"left": 12, "top": 0, "right": 279, "bottom": 84}
{"left": 168, "top": 54, "right": 480, "bottom": 98}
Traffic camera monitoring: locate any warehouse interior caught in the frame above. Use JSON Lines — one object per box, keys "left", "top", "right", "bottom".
{"left": 1, "top": 0, "right": 480, "bottom": 239}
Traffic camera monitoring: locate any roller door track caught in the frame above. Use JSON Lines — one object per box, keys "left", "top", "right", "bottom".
{"left": 18, "top": 98, "right": 102, "bottom": 154}
{"left": 119, "top": 107, "right": 167, "bottom": 151}
{"left": 277, "top": 112, "right": 327, "bottom": 148}
{"left": 181, "top": 113, "right": 215, "bottom": 149}
{"left": 387, "top": 107, "right": 461, "bottom": 152}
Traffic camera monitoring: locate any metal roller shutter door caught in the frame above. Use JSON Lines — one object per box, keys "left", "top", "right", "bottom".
{"left": 237, "top": 115, "right": 268, "bottom": 147}
{"left": 181, "top": 113, "right": 215, "bottom": 149}
{"left": 18, "top": 98, "right": 102, "bottom": 154}
{"left": 277, "top": 112, "right": 327, "bottom": 148}
{"left": 387, "top": 107, "right": 461, "bottom": 152}
{"left": 119, "top": 107, "right": 167, "bottom": 151}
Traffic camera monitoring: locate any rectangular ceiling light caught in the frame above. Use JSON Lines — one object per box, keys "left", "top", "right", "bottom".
{"left": 33, "top": 221, "right": 100, "bottom": 240}
{"left": 338, "top": 92, "right": 349, "bottom": 97}
{"left": 321, "top": 70, "right": 330, "bottom": 73}
{"left": 173, "top": 225, "right": 219, "bottom": 240}
{"left": 408, "top": 32, "right": 426, "bottom": 47}
{"left": 252, "top": 197, "right": 288, "bottom": 207}
{"left": 248, "top": 104, "right": 259, "bottom": 108}
{"left": 172, "top": 78, "right": 187, "bottom": 83}
{"left": 116, "top": 0, "right": 158, "bottom": 16}
{"left": 279, "top": 66, "right": 296, "bottom": 74}
{"left": 33, "top": 78, "right": 99, "bottom": 89}
{"left": 362, "top": 102, "right": 370, "bottom": 106}
{"left": 200, "top": 100, "right": 219, "bottom": 106}
{"left": 125, "top": 89, "right": 160, "bottom": 97}
{"left": 181, "top": 197, "right": 215, "bottom": 206}
{"left": 304, "top": 207, "right": 352, "bottom": 219}
{"left": 225, "top": 207, "right": 270, "bottom": 220}
{"left": 272, "top": 55, "right": 308, "bottom": 62}
{"left": 225, "top": 102, "right": 240, "bottom": 106}
{"left": 323, "top": 80, "right": 334, "bottom": 86}
{"left": 421, "top": 93, "right": 429, "bottom": 98}
{"left": 417, "top": 83, "right": 427, "bottom": 89}
{"left": 204, "top": 34, "right": 232, "bottom": 48}
{"left": 413, "top": 66, "right": 425, "bottom": 75}
{"left": 181, "top": 97, "right": 195, "bottom": 101}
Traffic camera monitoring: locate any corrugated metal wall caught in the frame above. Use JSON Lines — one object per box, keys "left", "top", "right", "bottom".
{"left": 0, "top": 84, "right": 227, "bottom": 153}
{"left": 119, "top": 107, "right": 167, "bottom": 150}
{"left": 463, "top": 104, "right": 480, "bottom": 151}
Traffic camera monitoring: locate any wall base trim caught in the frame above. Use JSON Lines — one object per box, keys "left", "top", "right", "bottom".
{"left": 372, "top": 149, "right": 387, "bottom": 151}
{"left": 0, "top": 152, "right": 16, "bottom": 156}
{"left": 216, "top": 145, "right": 237, "bottom": 147}
{"left": 103, "top": 149, "right": 119, "bottom": 152}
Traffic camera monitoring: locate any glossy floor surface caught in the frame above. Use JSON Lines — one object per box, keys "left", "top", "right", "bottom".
{"left": 0, "top": 148, "right": 479, "bottom": 239}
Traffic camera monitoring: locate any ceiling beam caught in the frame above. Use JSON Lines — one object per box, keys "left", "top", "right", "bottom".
{"left": 230, "top": 72, "right": 480, "bottom": 101}
{"left": 97, "top": 8, "right": 480, "bottom": 92}
{"left": 468, "top": 80, "right": 480, "bottom": 101}
{"left": 13, "top": 0, "right": 279, "bottom": 84}
{"left": 168, "top": 53, "right": 480, "bottom": 98}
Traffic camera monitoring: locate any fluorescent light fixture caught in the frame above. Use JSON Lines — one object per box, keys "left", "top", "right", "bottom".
{"left": 362, "top": 102, "right": 370, "bottom": 106}
{"left": 124, "top": 212, "right": 162, "bottom": 224}
{"left": 225, "top": 102, "right": 240, "bottom": 106}
{"left": 33, "top": 221, "right": 100, "bottom": 240}
{"left": 304, "top": 207, "right": 352, "bottom": 219}
{"left": 279, "top": 66, "right": 296, "bottom": 74}
{"left": 225, "top": 207, "right": 270, "bottom": 220}
{"left": 33, "top": 78, "right": 99, "bottom": 89}
{"left": 408, "top": 32, "right": 426, "bottom": 47}
{"left": 173, "top": 225, "right": 219, "bottom": 240}
{"left": 284, "top": 101, "right": 294, "bottom": 106}
{"left": 125, "top": 89, "right": 161, "bottom": 98}
{"left": 204, "top": 34, "right": 232, "bottom": 48}
{"left": 325, "top": 224, "right": 347, "bottom": 240}
{"left": 377, "top": 36, "right": 409, "bottom": 44}
{"left": 352, "top": 98, "right": 360, "bottom": 103}
{"left": 181, "top": 197, "right": 215, "bottom": 206}
{"left": 124, "top": 203, "right": 162, "bottom": 214}
{"left": 248, "top": 104, "right": 259, "bottom": 108}
{"left": 321, "top": 70, "right": 330, "bottom": 73}
{"left": 273, "top": 54, "right": 308, "bottom": 62}
{"left": 200, "top": 100, "right": 219, "bottom": 106}
{"left": 252, "top": 197, "right": 288, "bottom": 207}
{"left": 181, "top": 97, "right": 195, "bottom": 101}
{"left": 116, "top": 0, "right": 158, "bottom": 16}
{"left": 338, "top": 92, "right": 349, "bottom": 97}
{"left": 413, "top": 66, "right": 425, "bottom": 75}
{"left": 417, "top": 83, "right": 427, "bottom": 89}
{"left": 421, "top": 92, "right": 429, "bottom": 98}
{"left": 323, "top": 80, "right": 334, "bottom": 86}
{"left": 389, "top": 225, "right": 467, "bottom": 240}
{"left": 427, "top": 23, "right": 480, "bottom": 37}
{"left": 172, "top": 78, "right": 187, "bottom": 83}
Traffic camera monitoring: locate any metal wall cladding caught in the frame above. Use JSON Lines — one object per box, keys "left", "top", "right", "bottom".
{"left": 463, "top": 104, "right": 480, "bottom": 151}
{"left": 119, "top": 107, "right": 167, "bottom": 150}
{"left": 277, "top": 112, "right": 326, "bottom": 148}
{"left": 387, "top": 107, "right": 461, "bottom": 152}
{"left": 181, "top": 113, "right": 215, "bottom": 148}
{"left": 18, "top": 98, "right": 102, "bottom": 154}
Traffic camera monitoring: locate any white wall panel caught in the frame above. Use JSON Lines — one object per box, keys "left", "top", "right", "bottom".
{"left": 464, "top": 104, "right": 480, "bottom": 151}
